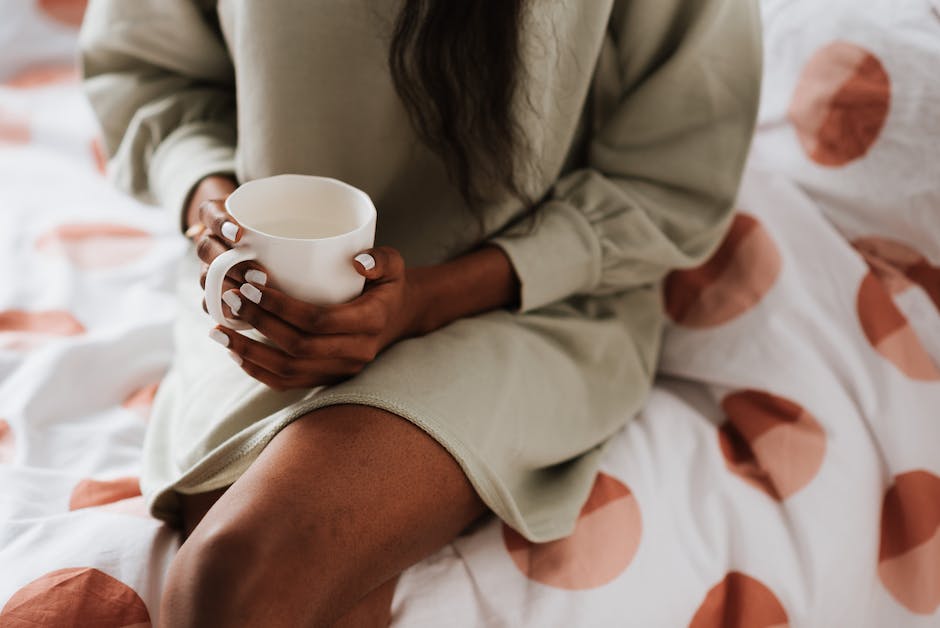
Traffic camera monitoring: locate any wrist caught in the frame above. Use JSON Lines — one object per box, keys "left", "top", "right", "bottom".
{"left": 402, "top": 267, "right": 437, "bottom": 337}
{"left": 185, "top": 174, "right": 238, "bottom": 229}
{"left": 400, "top": 246, "right": 520, "bottom": 338}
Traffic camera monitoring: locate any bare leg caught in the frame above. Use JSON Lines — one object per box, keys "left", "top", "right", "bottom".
{"left": 159, "top": 404, "right": 487, "bottom": 628}
{"left": 178, "top": 485, "right": 229, "bottom": 542}
{"left": 329, "top": 577, "right": 399, "bottom": 628}
{"left": 177, "top": 485, "right": 401, "bottom": 627}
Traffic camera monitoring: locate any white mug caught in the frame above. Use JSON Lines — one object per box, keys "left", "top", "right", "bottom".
{"left": 204, "top": 174, "right": 377, "bottom": 330}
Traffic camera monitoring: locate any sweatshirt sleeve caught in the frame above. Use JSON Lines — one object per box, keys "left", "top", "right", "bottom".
{"left": 490, "top": 0, "right": 762, "bottom": 312}
{"left": 79, "top": 0, "right": 238, "bottom": 233}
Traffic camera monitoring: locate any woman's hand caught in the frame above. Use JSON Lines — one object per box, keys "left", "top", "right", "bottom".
{"left": 185, "top": 175, "right": 269, "bottom": 317}
{"left": 188, "top": 172, "right": 520, "bottom": 392}
{"left": 208, "top": 247, "right": 420, "bottom": 391}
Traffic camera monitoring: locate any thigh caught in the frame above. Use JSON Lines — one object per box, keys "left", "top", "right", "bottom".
{"left": 178, "top": 485, "right": 229, "bottom": 541}
{"left": 172, "top": 403, "right": 488, "bottom": 626}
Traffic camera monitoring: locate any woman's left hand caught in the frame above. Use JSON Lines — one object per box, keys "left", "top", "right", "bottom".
{"left": 208, "top": 247, "right": 421, "bottom": 391}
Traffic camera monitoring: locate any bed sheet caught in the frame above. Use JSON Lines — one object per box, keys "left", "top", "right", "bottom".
{"left": 1, "top": 1, "right": 939, "bottom": 626}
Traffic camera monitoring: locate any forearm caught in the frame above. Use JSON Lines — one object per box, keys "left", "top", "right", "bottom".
{"left": 406, "top": 245, "right": 521, "bottom": 336}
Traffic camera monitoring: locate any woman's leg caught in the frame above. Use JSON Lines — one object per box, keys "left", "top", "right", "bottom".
{"left": 176, "top": 485, "right": 402, "bottom": 627}
{"left": 178, "top": 485, "right": 229, "bottom": 541}
{"left": 158, "top": 404, "right": 488, "bottom": 628}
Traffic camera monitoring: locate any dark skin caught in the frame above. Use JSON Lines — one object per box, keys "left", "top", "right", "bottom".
{"left": 162, "top": 404, "right": 490, "bottom": 627}
{"left": 187, "top": 174, "right": 520, "bottom": 390}
{"left": 159, "top": 174, "right": 520, "bottom": 626}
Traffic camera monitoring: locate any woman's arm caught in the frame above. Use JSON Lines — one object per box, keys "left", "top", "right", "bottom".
{"left": 187, "top": 174, "right": 520, "bottom": 342}
{"left": 489, "top": 0, "right": 763, "bottom": 312}
{"left": 188, "top": 175, "right": 520, "bottom": 390}
{"left": 203, "top": 237, "right": 520, "bottom": 391}
{"left": 81, "top": 0, "right": 237, "bottom": 234}
{"left": 405, "top": 246, "right": 520, "bottom": 336}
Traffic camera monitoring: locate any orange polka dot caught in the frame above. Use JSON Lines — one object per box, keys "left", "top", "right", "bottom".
{"left": 857, "top": 272, "right": 940, "bottom": 381}
{"left": 879, "top": 470, "right": 940, "bottom": 615}
{"left": 0, "top": 309, "right": 85, "bottom": 351}
{"left": 853, "top": 238, "right": 919, "bottom": 295}
{"left": 122, "top": 382, "right": 161, "bottom": 421}
{"left": 90, "top": 137, "right": 107, "bottom": 175}
{"left": 718, "top": 390, "right": 826, "bottom": 501}
{"left": 0, "top": 310, "right": 84, "bottom": 335}
{"left": 789, "top": 41, "right": 891, "bottom": 167}
{"left": 0, "top": 567, "right": 149, "bottom": 626}
{"left": 69, "top": 477, "right": 142, "bottom": 510}
{"left": 35, "top": 223, "right": 153, "bottom": 269}
{"left": 0, "top": 109, "right": 30, "bottom": 144}
{"left": 0, "top": 419, "right": 14, "bottom": 464}
{"left": 664, "top": 214, "right": 782, "bottom": 329}
{"left": 689, "top": 572, "right": 789, "bottom": 628}
{"left": 36, "top": 0, "right": 87, "bottom": 27}
{"left": 5, "top": 65, "right": 78, "bottom": 88}
{"left": 502, "top": 472, "right": 641, "bottom": 590}
{"left": 853, "top": 237, "right": 940, "bottom": 311}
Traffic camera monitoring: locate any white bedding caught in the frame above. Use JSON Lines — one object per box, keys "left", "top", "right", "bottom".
{"left": 1, "top": 1, "right": 938, "bottom": 626}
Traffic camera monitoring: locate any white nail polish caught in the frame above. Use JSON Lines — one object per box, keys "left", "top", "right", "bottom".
{"left": 221, "top": 221, "right": 240, "bottom": 242}
{"left": 355, "top": 253, "right": 375, "bottom": 271}
{"left": 208, "top": 328, "right": 229, "bottom": 347}
{"left": 222, "top": 290, "right": 242, "bottom": 315}
{"left": 227, "top": 350, "right": 242, "bottom": 366}
{"left": 245, "top": 269, "right": 267, "bottom": 286}
{"left": 240, "top": 282, "right": 262, "bottom": 304}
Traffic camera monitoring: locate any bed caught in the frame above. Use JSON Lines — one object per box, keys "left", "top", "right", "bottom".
{"left": 1, "top": 0, "right": 938, "bottom": 626}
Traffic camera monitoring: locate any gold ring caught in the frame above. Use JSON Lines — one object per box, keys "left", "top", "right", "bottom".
{"left": 184, "top": 222, "right": 207, "bottom": 240}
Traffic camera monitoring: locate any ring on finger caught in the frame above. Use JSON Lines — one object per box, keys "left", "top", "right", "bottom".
{"left": 185, "top": 222, "right": 207, "bottom": 240}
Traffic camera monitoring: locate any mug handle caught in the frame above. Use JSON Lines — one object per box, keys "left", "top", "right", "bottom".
{"left": 205, "top": 247, "right": 257, "bottom": 330}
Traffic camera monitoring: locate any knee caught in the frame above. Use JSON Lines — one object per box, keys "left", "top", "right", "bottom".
{"left": 160, "top": 517, "right": 343, "bottom": 628}
{"left": 159, "top": 521, "right": 272, "bottom": 627}
{"left": 180, "top": 519, "right": 261, "bottom": 585}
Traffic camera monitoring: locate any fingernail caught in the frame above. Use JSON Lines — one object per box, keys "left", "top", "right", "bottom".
{"left": 208, "top": 328, "right": 229, "bottom": 347}
{"left": 355, "top": 253, "right": 375, "bottom": 271}
{"left": 240, "top": 282, "right": 262, "bottom": 304}
{"left": 245, "top": 269, "right": 267, "bottom": 285}
{"left": 227, "top": 350, "right": 242, "bottom": 366}
{"left": 221, "top": 221, "right": 240, "bottom": 242}
{"left": 222, "top": 290, "right": 242, "bottom": 315}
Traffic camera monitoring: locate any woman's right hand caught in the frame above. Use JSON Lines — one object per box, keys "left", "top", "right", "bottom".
{"left": 184, "top": 175, "right": 268, "bottom": 317}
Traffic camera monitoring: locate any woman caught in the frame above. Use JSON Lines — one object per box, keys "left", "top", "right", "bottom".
{"left": 81, "top": 1, "right": 761, "bottom": 625}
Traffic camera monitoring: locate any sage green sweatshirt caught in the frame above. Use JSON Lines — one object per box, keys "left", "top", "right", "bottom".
{"left": 80, "top": 0, "right": 761, "bottom": 541}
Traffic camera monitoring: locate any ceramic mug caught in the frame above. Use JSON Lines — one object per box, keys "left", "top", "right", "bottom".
{"left": 204, "top": 174, "right": 377, "bottom": 330}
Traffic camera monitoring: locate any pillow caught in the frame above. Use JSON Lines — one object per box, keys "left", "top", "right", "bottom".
{"left": 752, "top": 0, "right": 940, "bottom": 262}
